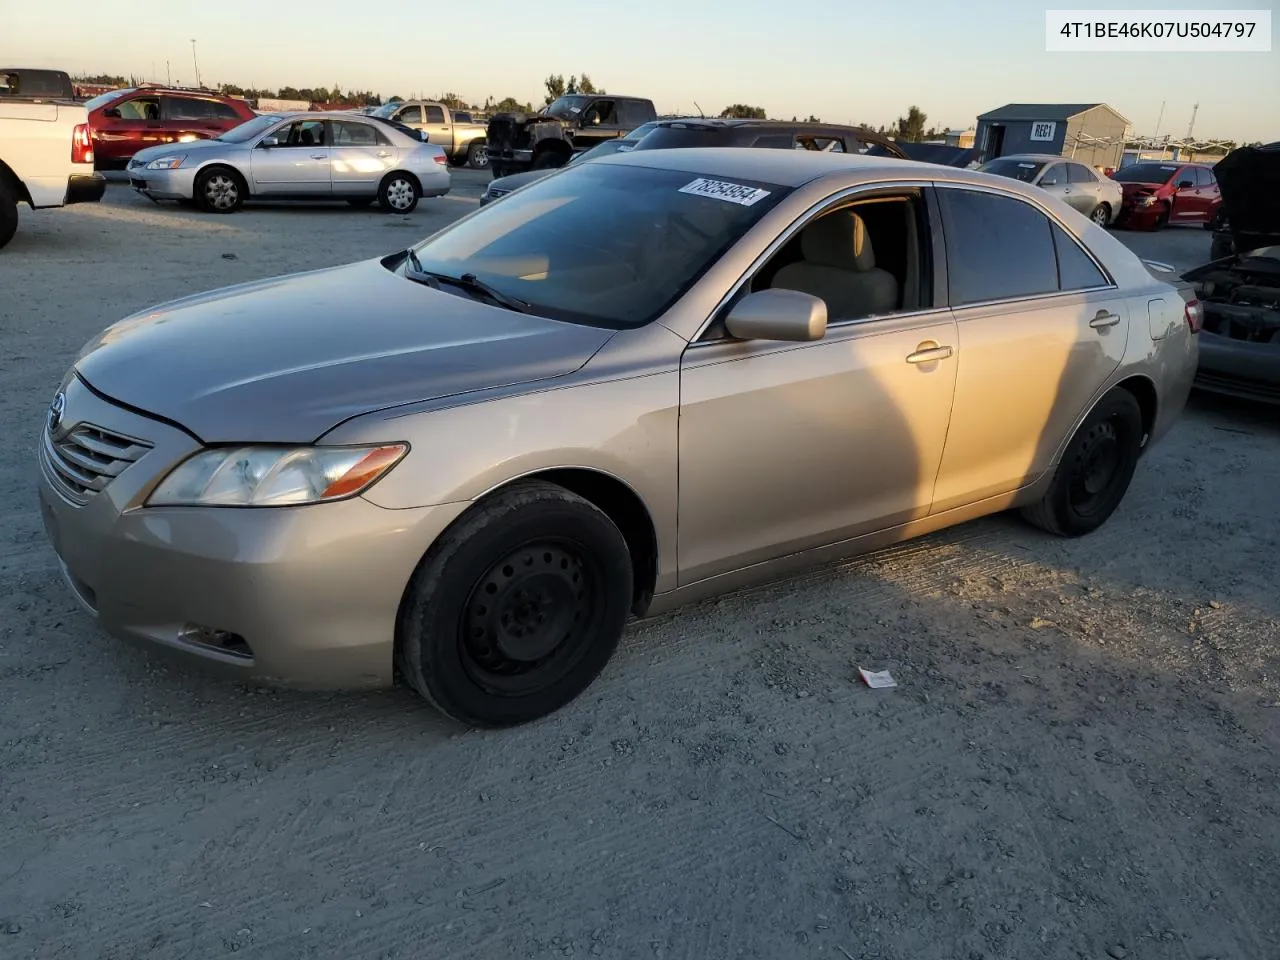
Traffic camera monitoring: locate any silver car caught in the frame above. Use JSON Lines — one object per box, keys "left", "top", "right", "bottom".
{"left": 38, "top": 149, "right": 1198, "bottom": 727}
{"left": 126, "top": 111, "right": 451, "bottom": 214}
{"left": 979, "top": 153, "right": 1123, "bottom": 226}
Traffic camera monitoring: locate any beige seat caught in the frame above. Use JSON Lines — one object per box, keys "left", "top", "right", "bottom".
{"left": 771, "top": 210, "right": 898, "bottom": 320}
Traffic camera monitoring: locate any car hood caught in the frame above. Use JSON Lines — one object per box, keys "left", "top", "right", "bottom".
{"left": 489, "top": 169, "right": 555, "bottom": 193}
{"left": 132, "top": 137, "right": 233, "bottom": 162}
{"left": 1117, "top": 180, "right": 1165, "bottom": 197}
{"left": 1213, "top": 141, "right": 1280, "bottom": 238}
{"left": 73, "top": 258, "right": 615, "bottom": 444}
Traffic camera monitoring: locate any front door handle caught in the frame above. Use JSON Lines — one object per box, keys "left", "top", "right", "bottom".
{"left": 906, "top": 344, "right": 954, "bottom": 364}
{"left": 377, "top": 151, "right": 392, "bottom": 158}
{"left": 310, "top": 153, "right": 328, "bottom": 160}
{"left": 1089, "top": 310, "right": 1121, "bottom": 329}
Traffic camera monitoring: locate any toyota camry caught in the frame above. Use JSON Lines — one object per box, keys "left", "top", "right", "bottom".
{"left": 38, "top": 149, "right": 1199, "bottom": 726}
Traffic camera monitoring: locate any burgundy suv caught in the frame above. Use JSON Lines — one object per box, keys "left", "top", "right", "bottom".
{"left": 84, "top": 87, "right": 257, "bottom": 170}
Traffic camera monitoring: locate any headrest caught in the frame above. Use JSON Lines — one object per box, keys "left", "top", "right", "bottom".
{"left": 800, "top": 210, "right": 876, "bottom": 271}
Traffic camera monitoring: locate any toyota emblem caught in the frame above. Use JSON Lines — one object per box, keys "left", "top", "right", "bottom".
{"left": 47, "top": 391, "right": 66, "bottom": 434}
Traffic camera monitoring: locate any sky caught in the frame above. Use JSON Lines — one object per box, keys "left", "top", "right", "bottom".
{"left": 7, "top": 0, "right": 1279, "bottom": 141}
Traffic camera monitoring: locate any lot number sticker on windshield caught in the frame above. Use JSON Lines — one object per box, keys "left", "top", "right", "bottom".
{"left": 679, "top": 178, "right": 771, "bottom": 206}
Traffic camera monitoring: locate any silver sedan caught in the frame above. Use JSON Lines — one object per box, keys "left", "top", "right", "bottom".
{"left": 126, "top": 111, "right": 451, "bottom": 213}
{"left": 979, "top": 153, "right": 1123, "bottom": 226}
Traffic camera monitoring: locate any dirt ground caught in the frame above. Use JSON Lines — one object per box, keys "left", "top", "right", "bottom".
{"left": 2, "top": 173, "right": 1278, "bottom": 960}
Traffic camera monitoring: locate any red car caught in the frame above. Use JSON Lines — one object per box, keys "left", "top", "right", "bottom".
{"left": 1110, "top": 160, "right": 1223, "bottom": 230}
{"left": 84, "top": 87, "right": 257, "bottom": 170}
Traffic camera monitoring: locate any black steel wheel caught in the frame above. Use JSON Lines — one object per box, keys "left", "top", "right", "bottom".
{"left": 398, "top": 480, "right": 633, "bottom": 726}
{"left": 1021, "top": 389, "right": 1144, "bottom": 537}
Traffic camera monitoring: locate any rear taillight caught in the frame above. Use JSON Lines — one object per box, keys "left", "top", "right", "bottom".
{"left": 433, "top": 154, "right": 447, "bottom": 165}
{"left": 71, "top": 123, "right": 94, "bottom": 164}
{"left": 1184, "top": 298, "right": 1203, "bottom": 333}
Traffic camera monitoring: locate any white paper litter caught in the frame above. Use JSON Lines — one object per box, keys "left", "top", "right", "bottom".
{"left": 858, "top": 668, "right": 898, "bottom": 689}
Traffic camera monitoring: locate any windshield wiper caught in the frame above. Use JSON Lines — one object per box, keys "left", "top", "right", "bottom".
{"left": 402, "top": 254, "right": 531, "bottom": 314}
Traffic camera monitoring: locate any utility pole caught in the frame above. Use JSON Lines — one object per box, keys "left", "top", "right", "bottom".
{"left": 190, "top": 39, "right": 201, "bottom": 88}
{"left": 166, "top": 60, "right": 171, "bottom": 85}
{"left": 1185, "top": 103, "right": 1199, "bottom": 140}
{"left": 1153, "top": 100, "right": 1165, "bottom": 138}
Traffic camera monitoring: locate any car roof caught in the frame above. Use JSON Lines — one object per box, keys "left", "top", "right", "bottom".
{"left": 989, "top": 153, "right": 1064, "bottom": 161}
{"left": 596, "top": 147, "right": 966, "bottom": 187}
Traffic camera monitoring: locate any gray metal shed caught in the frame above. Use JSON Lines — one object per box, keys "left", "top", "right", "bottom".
{"left": 975, "top": 103, "right": 1130, "bottom": 169}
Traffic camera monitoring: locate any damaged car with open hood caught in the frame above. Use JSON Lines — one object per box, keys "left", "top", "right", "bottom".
{"left": 1182, "top": 141, "right": 1280, "bottom": 404}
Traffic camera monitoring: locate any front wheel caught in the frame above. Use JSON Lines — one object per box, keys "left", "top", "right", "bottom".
{"left": 466, "top": 141, "right": 489, "bottom": 170}
{"left": 1020, "top": 389, "right": 1144, "bottom": 537}
{"left": 378, "top": 172, "right": 420, "bottom": 213}
{"left": 397, "top": 480, "right": 633, "bottom": 727}
{"left": 532, "top": 150, "right": 566, "bottom": 170}
{"left": 1089, "top": 203, "right": 1111, "bottom": 226}
{"left": 195, "top": 167, "right": 246, "bottom": 213}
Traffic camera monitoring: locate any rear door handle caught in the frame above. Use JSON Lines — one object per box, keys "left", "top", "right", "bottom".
{"left": 1089, "top": 310, "right": 1121, "bottom": 329}
{"left": 377, "top": 151, "right": 392, "bottom": 158}
{"left": 906, "top": 344, "right": 954, "bottom": 364}
{"left": 310, "top": 153, "right": 328, "bottom": 160}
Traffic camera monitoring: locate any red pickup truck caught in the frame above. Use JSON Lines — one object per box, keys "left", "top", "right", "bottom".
{"left": 85, "top": 86, "right": 256, "bottom": 169}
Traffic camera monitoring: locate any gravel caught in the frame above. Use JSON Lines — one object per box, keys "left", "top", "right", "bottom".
{"left": 1, "top": 179, "right": 1277, "bottom": 959}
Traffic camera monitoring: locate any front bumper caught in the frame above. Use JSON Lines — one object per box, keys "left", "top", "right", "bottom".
{"left": 37, "top": 375, "right": 468, "bottom": 689}
{"left": 127, "top": 163, "right": 198, "bottom": 200}
{"left": 1115, "top": 200, "right": 1163, "bottom": 228}
{"left": 1194, "top": 331, "right": 1280, "bottom": 404}
{"left": 64, "top": 174, "right": 106, "bottom": 205}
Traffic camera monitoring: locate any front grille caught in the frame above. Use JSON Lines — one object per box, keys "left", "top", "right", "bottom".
{"left": 42, "top": 422, "right": 152, "bottom": 504}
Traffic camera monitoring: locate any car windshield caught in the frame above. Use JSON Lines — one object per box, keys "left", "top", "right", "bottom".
{"left": 84, "top": 89, "right": 131, "bottom": 111}
{"left": 216, "top": 115, "right": 281, "bottom": 142}
{"left": 571, "top": 139, "right": 641, "bottom": 163}
{"left": 408, "top": 162, "right": 789, "bottom": 328}
{"left": 631, "top": 124, "right": 728, "bottom": 151}
{"left": 979, "top": 158, "right": 1046, "bottom": 182}
{"left": 370, "top": 102, "right": 400, "bottom": 119}
{"left": 1111, "top": 163, "right": 1180, "bottom": 183}
{"left": 541, "top": 95, "right": 590, "bottom": 120}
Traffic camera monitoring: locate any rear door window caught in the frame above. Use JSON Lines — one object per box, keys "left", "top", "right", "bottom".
{"left": 425, "top": 105, "right": 446, "bottom": 123}
{"left": 1195, "top": 167, "right": 1215, "bottom": 187}
{"left": 163, "top": 97, "right": 216, "bottom": 121}
{"left": 1067, "top": 163, "right": 1097, "bottom": 183}
{"left": 937, "top": 188, "right": 1059, "bottom": 304}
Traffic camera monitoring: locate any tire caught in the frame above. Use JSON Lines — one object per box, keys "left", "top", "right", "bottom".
{"left": 490, "top": 162, "right": 508, "bottom": 179}
{"left": 0, "top": 182, "right": 18, "bottom": 251}
{"left": 1089, "top": 203, "right": 1110, "bottom": 227}
{"left": 378, "top": 172, "right": 420, "bottom": 213}
{"left": 397, "top": 480, "right": 633, "bottom": 727}
{"left": 532, "top": 150, "right": 566, "bottom": 170}
{"left": 466, "top": 141, "right": 489, "bottom": 170}
{"left": 1021, "top": 389, "right": 1144, "bottom": 537}
{"left": 194, "top": 167, "right": 246, "bottom": 213}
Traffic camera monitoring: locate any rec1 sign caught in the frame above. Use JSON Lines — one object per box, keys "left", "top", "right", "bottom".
{"left": 1029, "top": 121, "right": 1057, "bottom": 142}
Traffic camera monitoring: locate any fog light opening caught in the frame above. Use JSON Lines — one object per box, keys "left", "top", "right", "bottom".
{"left": 179, "top": 624, "right": 253, "bottom": 659}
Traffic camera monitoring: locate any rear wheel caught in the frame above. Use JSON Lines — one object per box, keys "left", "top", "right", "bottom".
{"left": 397, "top": 480, "right": 633, "bottom": 727}
{"left": 1021, "top": 389, "right": 1144, "bottom": 537}
{"left": 195, "top": 167, "right": 246, "bottom": 213}
{"left": 532, "top": 150, "right": 566, "bottom": 170}
{"left": 466, "top": 141, "right": 489, "bottom": 170}
{"left": 0, "top": 181, "right": 18, "bottom": 250}
{"left": 378, "top": 172, "right": 420, "bottom": 213}
{"left": 1089, "top": 203, "right": 1110, "bottom": 226}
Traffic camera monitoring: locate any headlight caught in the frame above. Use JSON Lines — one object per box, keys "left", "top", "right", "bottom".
{"left": 147, "top": 444, "right": 408, "bottom": 507}
{"left": 145, "top": 155, "right": 186, "bottom": 170}
{"left": 1138, "top": 196, "right": 1158, "bottom": 206}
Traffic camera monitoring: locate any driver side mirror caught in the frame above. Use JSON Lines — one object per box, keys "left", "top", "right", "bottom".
{"left": 1177, "top": 178, "right": 1194, "bottom": 189}
{"left": 259, "top": 136, "right": 279, "bottom": 148}
{"left": 724, "top": 289, "right": 827, "bottom": 342}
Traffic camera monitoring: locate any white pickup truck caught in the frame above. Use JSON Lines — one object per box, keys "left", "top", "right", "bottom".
{"left": 0, "top": 69, "right": 106, "bottom": 250}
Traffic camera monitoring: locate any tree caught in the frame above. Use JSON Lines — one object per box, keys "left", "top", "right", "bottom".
{"left": 387, "top": 95, "right": 404, "bottom": 103}
{"left": 895, "top": 105, "right": 928, "bottom": 142}
{"left": 544, "top": 73, "right": 566, "bottom": 104}
{"left": 720, "top": 104, "right": 767, "bottom": 119}
{"left": 492, "top": 95, "right": 535, "bottom": 114}
{"left": 577, "top": 74, "right": 601, "bottom": 94}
